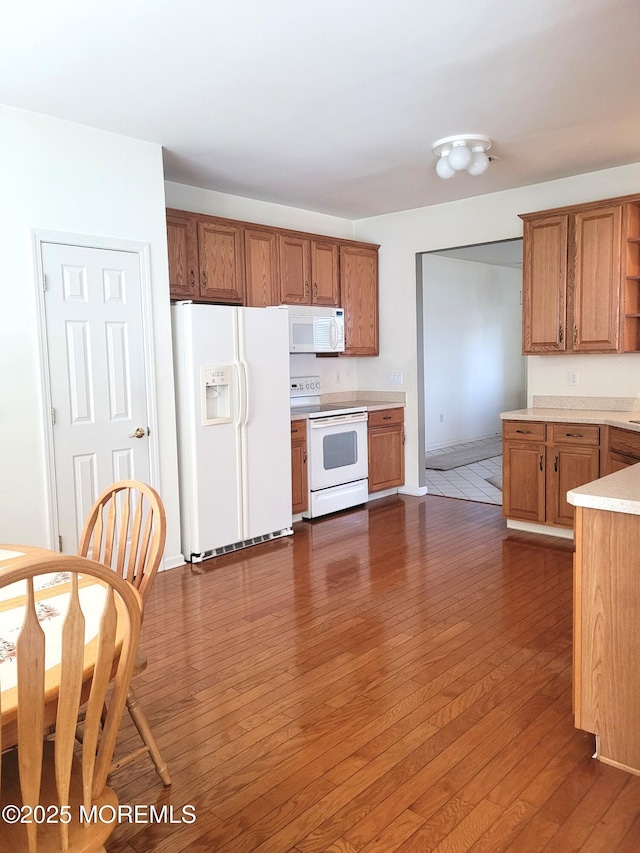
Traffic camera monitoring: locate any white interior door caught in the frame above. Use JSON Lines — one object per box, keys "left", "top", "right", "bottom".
{"left": 41, "top": 242, "right": 151, "bottom": 553}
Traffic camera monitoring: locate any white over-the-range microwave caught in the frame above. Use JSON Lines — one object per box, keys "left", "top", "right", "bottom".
{"left": 288, "top": 305, "right": 345, "bottom": 353}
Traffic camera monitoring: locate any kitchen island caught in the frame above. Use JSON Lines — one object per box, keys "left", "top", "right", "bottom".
{"left": 568, "top": 463, "right": 640, "bottom": 776}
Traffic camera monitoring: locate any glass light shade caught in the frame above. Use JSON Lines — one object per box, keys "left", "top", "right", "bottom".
{"left": 447, "top": 142, "right": 471, "bottom": 171}
{"left": 467, "top": 147, "right": 490, "bottom": 176}
{"left": 436, "top": 152, "right": 455, "bottom": 179}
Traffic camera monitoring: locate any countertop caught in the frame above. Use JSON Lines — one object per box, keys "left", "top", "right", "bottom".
{"left": 501, "top": 408, "right": 640, "bottom": 434}
{"left": 290, "top": 397, "right": 404, "bottom": 421}
{"left": 567, "top": 464, "right": 640, "bottom": 516}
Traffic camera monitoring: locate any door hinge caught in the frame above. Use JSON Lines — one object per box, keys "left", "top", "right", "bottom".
{"left": 58, "top": 535, "right": 63, "bottom": 553}
{"left": 51, "top": 407, "right": 56, "bottom": 425}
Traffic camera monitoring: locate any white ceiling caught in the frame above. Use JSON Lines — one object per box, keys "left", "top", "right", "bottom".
{"left": 2, "top": 0, "right": 639, "bottom": 219}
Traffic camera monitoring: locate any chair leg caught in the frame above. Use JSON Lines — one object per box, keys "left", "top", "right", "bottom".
{"left": 123, "top": 686, "right": 171, "bottom": 786}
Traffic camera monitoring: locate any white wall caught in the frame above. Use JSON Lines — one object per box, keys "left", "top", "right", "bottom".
{"left": 422, "top": 256, "right": 525, "bottom": 449}
{"left": 0, "top": 106, "right": 182, "bottom": 566}
{"left": 527, "top": 354, "right": 640, "bottom": 402}
{"left": 353, "top": 163, "right": 640, "bottom": 491}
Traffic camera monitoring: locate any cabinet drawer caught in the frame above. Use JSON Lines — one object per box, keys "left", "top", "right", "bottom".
{"left": 503, "top": 421, "right": 546, "bottom": 442}
{"left": 368, "top": 407, "right": 404, "bottom": 428}
{"left": 549, "top": 423, "right": 600, "bottom": 446}
{"left": 609, "top": 426, "right": 640, "bottom": 460}
{"left": 291, "top": 419, "right": 306, "bottom": 436}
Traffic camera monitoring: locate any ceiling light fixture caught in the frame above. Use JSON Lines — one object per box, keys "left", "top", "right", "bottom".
{"left": 432, "top": 135, "right": 492, "bottom": 180}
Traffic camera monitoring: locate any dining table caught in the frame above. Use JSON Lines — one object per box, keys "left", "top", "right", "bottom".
{"left": 0, "top": 543, "right": 136, "bottom": 748}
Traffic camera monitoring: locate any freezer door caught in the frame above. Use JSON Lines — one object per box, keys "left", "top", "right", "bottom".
{"left": 172, "top": 303, "right": 243, "bottom": 556}
{"left": 239, "top": 307, "right": 293, "bottom": 539}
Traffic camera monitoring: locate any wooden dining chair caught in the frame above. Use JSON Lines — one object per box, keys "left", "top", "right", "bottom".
{"left": 0, "top": 553, "right": 141, "bottom": 853}
{"left": 78, "top": 479, "right": 171, "bottom": 786}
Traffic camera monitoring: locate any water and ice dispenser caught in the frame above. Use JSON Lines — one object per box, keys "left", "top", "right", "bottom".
{"left": 200, "top": 365, "right": 232, "bottom": 425}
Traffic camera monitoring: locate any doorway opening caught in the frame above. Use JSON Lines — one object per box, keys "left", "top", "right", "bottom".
{"left": 418, "top": 238, "right": 525, "bottom": 505}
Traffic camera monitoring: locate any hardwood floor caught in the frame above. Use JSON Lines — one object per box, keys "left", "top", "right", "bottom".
{"left": 107, "top": 495, "right": 640, "bottom": 852}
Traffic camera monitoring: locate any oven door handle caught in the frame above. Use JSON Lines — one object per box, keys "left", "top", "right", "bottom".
{"left": 309, "top": 412, "right": 368, "bottom": 428}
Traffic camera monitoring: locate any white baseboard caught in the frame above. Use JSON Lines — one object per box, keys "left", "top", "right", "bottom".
{"left": 426, "top": 432, "right": 500, "bottom": 452}
{"left": 399, "top": 485, "right": 429, "bottom": 497}
{"left": 506, "top": 519, "right": 573, "bottom": 540}
{"left": 161, "top": 553, "right": 187, "bottom": 571}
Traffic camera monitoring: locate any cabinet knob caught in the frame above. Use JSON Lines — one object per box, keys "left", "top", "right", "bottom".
{"left": 190, "top": 269, "right": 195, "bottom": 288}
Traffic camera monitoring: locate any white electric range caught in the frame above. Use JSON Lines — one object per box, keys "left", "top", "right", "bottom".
{"left": 290, "top": 376, "right": 369, "bottom": 518}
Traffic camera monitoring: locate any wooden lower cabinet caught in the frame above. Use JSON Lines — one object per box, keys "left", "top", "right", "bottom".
{"left": 503, "top": 440, "right": 546, "bottom": 522}
{"left": 574, "top": 505, "right": 640, "bottom": 773}
{"left": 502, "top": 420, "right": 600, "bottom": 528}
{"left": 606, "top": 425, "right": 640, "bottom": 473}
{"left": 290, "top": 419, "right": 308, "bottom": 514}
{"left": 368, "top": 408, "right": 404, "bottom": 493}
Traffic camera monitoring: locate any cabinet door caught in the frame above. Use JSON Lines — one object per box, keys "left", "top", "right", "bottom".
{"left": 368, "top": 424, "right": 404, "bottom": 493}
{"left": 279, "top": 234, "right": 311, "bottom": 303}
{"left": 340, "top": 245, "right": 379, "bottom": 356}
{"left": 197, "top": 220, "right": 244, "bottom": 303}
{"left": 244, "top": 228, "right": 279, "bottom": 307}
{"left": 166, "top": 213, "right": 198, "bottom": 299}
{"left": 502, "top": 442, "right": 546, "bottom": 522}
{"left": 546, "top": 445, "right": 599, "bottom": 527}
{"left": 607, "top": 452, "right": 636, "bottom": 474}
{"left": 291, "top": 420, "right": 308, "bottom": 513}
{"left": 572, "top": 205, "right": 622, "bottom": 352}
{"left": 522, "top": 215, "right": 568, "bottom": 353}
{"left": 311, "top": 240, "right": 339, "bottom": 305}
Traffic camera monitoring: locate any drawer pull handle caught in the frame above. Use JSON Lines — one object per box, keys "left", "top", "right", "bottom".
{"left": 516, "top": 429, "right": 533, "bottom": 434}
{"left": 383, "top": 415, "right": 392, "bottom": 420}
{"left": 291, "top": 429, "right": 298, "bottom": 434}
{"left": 565, "top": 433, "right": 584, "bottom": 438}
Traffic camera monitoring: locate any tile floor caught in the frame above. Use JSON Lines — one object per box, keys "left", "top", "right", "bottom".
{"left": 425, "top": 437, "right": 502, "bottom": 506}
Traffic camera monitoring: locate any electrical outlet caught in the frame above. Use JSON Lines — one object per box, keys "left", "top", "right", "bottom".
{"left": 388, "top": 372, "right": 404, "bottom": 385}
{"left": 569, "top": 371, "right": 579, "bottom": 386}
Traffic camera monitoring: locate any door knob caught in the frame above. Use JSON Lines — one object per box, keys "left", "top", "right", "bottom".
{"left": 129, "top": 427, "right": 146, "bottom": 439}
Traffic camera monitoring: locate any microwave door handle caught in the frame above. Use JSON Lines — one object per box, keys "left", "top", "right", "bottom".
{"left": 330, "top": 320, "right": 337, "bottom": 350}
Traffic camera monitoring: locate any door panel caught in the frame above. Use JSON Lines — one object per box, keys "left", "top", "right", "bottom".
{"left": 42, "top": 243, "right": 150, "bottom": 552}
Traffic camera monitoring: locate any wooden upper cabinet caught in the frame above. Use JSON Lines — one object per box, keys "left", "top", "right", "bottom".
{"left": 244, "top": 228, "right": 279, "bottom": 307}
{"left": 279, "top": 235, "right": 340, "bottom": 306}
{"left": 167, "top": 212, "right": 198, "bottom": 299}
{"left": 340, "top": 245, "right": 379, "bottom": 356}
{"left": 279, "top": 234, "right": 310, "bottom": 303}
{"left": 571, "top": 205, "right": 621, "bottom": 352}
{"left": 197, "top": 220, "right": 244, "bottom": 304}
{"left": 521, "top": 196, "right": 634, "bottom": 355}
{"left": 522, "top": 215, "right": 568, "bottom": 353}
{"left": 310, "top": 240, "right": 339, "bottom": 305}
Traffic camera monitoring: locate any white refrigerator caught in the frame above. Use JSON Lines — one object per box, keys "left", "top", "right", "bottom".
{"left": 172, "top": 302, "right": 293, "bottom": 561}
